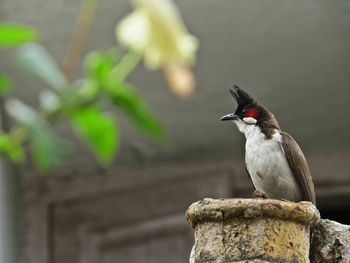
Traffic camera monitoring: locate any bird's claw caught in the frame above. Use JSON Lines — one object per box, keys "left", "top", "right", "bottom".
{"left": 253, "top": 190, "right": 269, "bottom": 199}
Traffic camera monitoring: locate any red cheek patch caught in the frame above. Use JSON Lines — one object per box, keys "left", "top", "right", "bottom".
{"left": 245, "top": 108, "right": 259, "bottom": 119}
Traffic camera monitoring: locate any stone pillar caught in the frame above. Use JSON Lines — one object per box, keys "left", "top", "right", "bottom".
{"left": 186, "top": 198, "right": 320, "bottom": 263}
{"left": 310, "top": 219, "right": 350, "bottom": 262}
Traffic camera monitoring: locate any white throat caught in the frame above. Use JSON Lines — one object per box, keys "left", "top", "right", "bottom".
{"left": 233, "top": 119, "right": 261, "bottom": 139}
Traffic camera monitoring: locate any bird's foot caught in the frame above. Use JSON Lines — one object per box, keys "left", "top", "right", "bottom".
{"left": 253, "top": 190, "right": 269, "bottom": 199}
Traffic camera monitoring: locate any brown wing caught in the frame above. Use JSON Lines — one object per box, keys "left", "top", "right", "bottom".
{"left": 280, "top": 132, "right": 316, "bottom": 205}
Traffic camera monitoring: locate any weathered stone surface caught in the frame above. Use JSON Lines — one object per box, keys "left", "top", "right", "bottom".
{"left": 186, "top": 198, "right": 320, "bottom": 263}
{"left": 310, "top": 219, "right": 350, "bottom": 263}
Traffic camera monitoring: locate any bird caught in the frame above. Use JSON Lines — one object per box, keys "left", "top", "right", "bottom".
{"left": 221, "top": 85, "right": 316, "bottom": 205}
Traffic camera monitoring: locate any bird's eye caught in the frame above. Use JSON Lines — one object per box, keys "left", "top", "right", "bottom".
{"left": 242, "top": 109, "right": 247, "bottom": 114}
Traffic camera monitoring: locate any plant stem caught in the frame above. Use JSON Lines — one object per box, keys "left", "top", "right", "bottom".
{"left": 111, "top": 51, "right": 142, "bottom": 82}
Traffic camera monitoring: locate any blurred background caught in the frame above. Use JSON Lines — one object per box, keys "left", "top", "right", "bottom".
{"left": 0, "top": 0, "right": 350, "bottom": 262}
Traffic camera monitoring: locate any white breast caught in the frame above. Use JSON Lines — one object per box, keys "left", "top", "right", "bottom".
{"left": 234, "top": 120, "right": 302, "bottom": 201}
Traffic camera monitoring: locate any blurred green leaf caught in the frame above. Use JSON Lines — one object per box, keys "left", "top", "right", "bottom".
{"left": 0, "top": 73, "right": 12, "bottom": 94}
{"left": 84, "top": 49, "right": 165, "bottom": 140}
{"left": 5, "top": 97, "right": 37, "bottom": 124}
{"left": 0, "top": 134, "right": 25, "bottom": 162}
{"left": 27, "top": 121, "right": 65, "bottom": 171}
{"left": 0, "top": 24, "right": 38, "bottom": 47}
{"left": 69, "top": 106, "right": 118, "bottom": 164}
{"left": 3, "top": 98, "right": 64, "bottom": 170}
{"left": 16, "top": 43, "right": 67, "bottom": 90}
{"left": 85, "top": 49, "right": 121, "bottom": 83}
{"left": 107, "top": 82, "right": 166, "bottom": 140}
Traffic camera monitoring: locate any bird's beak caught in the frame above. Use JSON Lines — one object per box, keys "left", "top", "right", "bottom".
{"left": 220, "top": 113, "right": 238, "bottom": 121}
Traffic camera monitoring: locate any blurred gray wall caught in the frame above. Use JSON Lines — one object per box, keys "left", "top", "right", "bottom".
{"left": 1, "top": 0, "right": 349, "bottom": 167}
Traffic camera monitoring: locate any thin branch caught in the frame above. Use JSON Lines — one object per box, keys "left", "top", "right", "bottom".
{"left": 62, "top": 0, "right": 100, "bottom": 81}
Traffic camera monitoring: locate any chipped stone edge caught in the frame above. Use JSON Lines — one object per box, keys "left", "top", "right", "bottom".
{"left": 186, "top": 198, "right": 320, "bottom": 228}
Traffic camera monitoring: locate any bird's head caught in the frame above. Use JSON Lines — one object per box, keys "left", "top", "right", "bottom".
{"left": 221, "top": 85, "right": 260, "bottom": 125}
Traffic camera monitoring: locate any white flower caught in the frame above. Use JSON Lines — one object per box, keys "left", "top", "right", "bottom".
{"left": 116, "top": 0, "right": 198, "bottom": 70}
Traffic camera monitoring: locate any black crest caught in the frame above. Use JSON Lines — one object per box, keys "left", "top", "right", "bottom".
{"left": 229, "top": 85, "right": 255, "bottom": 107}
{"left": 226, "top": 84, "right": 281, "bottom": 138}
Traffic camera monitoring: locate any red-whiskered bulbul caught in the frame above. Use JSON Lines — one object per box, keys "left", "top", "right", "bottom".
{"left": 221, "top": 85, "right": 316, "bottom": 205}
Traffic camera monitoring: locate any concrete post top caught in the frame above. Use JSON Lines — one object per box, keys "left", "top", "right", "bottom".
{"left": 186, "top": 198, "right": 320, "bottom": 227}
